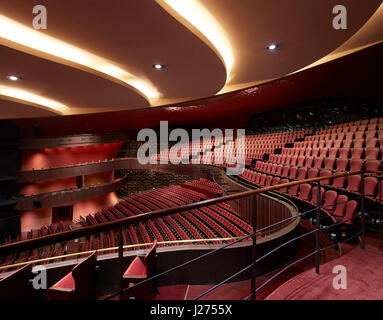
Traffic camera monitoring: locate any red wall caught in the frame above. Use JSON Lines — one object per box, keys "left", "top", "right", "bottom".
{"left": 21, "top": 143, "right": 123, "bottom": 171}
{"left": 20, "top": 143, "right": 123, "bottom": 232}
{"left": 73, "top": 192, "right": 119, "bottom": 221}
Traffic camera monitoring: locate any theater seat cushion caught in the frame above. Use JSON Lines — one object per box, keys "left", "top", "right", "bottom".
{"left": 123, "top": 256, "right": 147, "bottom": 279}
{"left": 51, "top": 272, "right": 75, "bottom": 291}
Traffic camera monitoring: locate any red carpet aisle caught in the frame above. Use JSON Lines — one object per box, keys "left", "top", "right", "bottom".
{"left": 265, "top": 244, "right": 383, "bottom": 300}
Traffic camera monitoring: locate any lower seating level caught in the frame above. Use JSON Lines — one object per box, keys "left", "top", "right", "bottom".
{"left": 0, "top": 180, "right": 251, "bottom": 273}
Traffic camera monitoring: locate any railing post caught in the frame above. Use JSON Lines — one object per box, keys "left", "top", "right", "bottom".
{"left": 117, "top": 226, "right": 124, "bottom": 300}
{"left": 251, "top": 194, "right": 257, "bottom": 300}
{"left": 361, "top": 173, "right": 365, "bottom": 250}
{"left": 379, "top": 174, "right": 382, "bottom": 251}
{"left": 315, "top": 181, "right": 321, "bottom": 274}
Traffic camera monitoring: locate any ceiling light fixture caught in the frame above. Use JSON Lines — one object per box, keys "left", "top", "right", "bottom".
{"left": 267, "top": 44, "right": 278, "bottom": 51}
{"left": 6, "top": 75, "right": 20, "bottom": 81}
{"left": 153, "top": 64, "right": 165, "bottom": 70}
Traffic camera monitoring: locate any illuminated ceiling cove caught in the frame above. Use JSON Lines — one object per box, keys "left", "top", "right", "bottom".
{"left": 0, "top": 0, "right": 382, "bottom": 118}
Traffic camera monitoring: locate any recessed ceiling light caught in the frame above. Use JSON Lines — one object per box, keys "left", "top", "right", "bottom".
{"left": 6, "top": 75, "right": 21, "bottom": 81}
{"left": 152, "top": 64, "right": 164, "bottom": 70}
{"left": 266, "top": 44, "right": 278, "bottom": 51}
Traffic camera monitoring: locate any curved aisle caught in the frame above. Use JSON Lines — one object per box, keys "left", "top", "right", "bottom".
{"left": 265, "top": 238, "right": 383, "bottom": 300}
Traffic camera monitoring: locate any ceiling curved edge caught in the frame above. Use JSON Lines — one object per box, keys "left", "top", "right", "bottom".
{"left": 156, "top": 0, "right": 233, "bottom": 83}
{"left": 226, "top": 2, "right": 383, "bottom": 90}
{"left": 290, "top": 2, "right": 383, "bottom": 75}
{"left": 157, "top": 1, "right": 382, "bottom": 101}
{"left": 0, "top": 14, "right": 159, "bottom": 104}
{"left": 0, "top": 93, "right": 64, "bottom": 116}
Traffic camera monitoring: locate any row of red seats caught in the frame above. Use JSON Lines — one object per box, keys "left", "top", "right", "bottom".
{"left": 280, "top": 147, "right": 382, "bottom": 160}
{"left": 298, "top": 137, "right": 382, "bottom": 149}
{"left": 250, "top": 160, "right": 383, "bottom": 200}
{"left": 181, "top": 179, "right": 223, "bottom": 198}
{"left": 268, "top": 156, "right": 382, "bottom": 173}
{"left": 240, "top": 169, "right": 358, "bottom": 224}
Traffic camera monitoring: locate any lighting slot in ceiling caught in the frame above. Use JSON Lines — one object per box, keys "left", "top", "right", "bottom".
{"left": 0, "top": 14, "right": 160, "bottom": 101}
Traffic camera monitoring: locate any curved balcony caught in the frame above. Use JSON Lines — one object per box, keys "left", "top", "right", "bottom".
{"left": 18, "top": 132, "right": 132, "bottom": 149}
{"left": 16, "top": 158, "right": 217, "bottom": 183}
{"left": 14, "top": 176, "right": 127, "bottom": 211}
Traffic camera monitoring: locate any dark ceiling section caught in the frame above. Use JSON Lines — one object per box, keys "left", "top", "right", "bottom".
{"left": 0, "top": 0, "right": 226, "bottom": 101}
{"left": 0, "top": 45, "right": 149, "bottom": 109}
{"left": 9, "top": 42, "right": 383, "bottom": 138}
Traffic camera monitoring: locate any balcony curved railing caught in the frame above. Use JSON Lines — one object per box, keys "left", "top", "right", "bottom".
{"left": 0, "top": 169, "right": 381, "bottom": 300}
{"left": 14, "top": 176, "right": 127, "bottom": 210}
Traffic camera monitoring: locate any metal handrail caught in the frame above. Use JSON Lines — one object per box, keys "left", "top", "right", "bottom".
{"left": 1, "top": 170, "right": 378, "bottom": 256}
{"left": 1, "top": 169, "right": 381, "bottom": 300}
{"left": 0, "top": 237, "right": 242, "bottom": 271}
{"left": 193, "top": 199, "right": 359, "bottom": 300}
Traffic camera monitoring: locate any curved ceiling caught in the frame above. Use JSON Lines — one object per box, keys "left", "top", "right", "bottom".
{"left": 0, "top": 0, "right": 382, "bottom": 119}
{"left": 9, "top": 41, "right": 383, "bottom": 137}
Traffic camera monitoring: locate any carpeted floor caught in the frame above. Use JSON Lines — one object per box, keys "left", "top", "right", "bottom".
{"left": 265, "top": 243, "right": 383, "bottom": 300}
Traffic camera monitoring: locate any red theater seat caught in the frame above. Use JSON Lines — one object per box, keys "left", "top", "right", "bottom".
{"left": 333, "top": 140, "right": 342, "bottom": 148}
{"left": 342, "top": 200, "right": 358, "bottom": 224}
{"left": 319, "top": 148, "right": 328, "bottom": 157}
{"left": 312, "top": 148, "right": 320, "bottom": 157}
{"left": 304, "top": 156, "right": 314, "bottom": 168}
{"left": 298, "top": 184, "right": 312, "bottom": 201}
{"left": 322, "top": 190, "right": 338, "bottom": 214}
{"left": 328, "top": 148, "right": 338, "bottom": 158}
{"left": 123, "top": 240, "right": 157, "bottom": 290}
{"left": 365, "top": 160, "right": 381, "bottom": 172}
{"left": 345, "top": 133, "right": 354, "bottom": 140}
{"left": 342, "top": 140, "right": 353, "bottom": 148}
{"left": 319, "top": 170, "right": 332, "bottom": 185}
{"left": 353, "top": 139, "right": 364, "bottom": 148}
{"left": 308, "top": 168, "right": 319, "bottom": 179}
{"left": 47, "top": 252, "right": 97, "bottom": 300}
{"left": 313, "top": 157, "right": 324, "bottom": 169}
{"left": 290, "top": 155, "right": 298, "bottom": 166}
{"left": 364, "top": 176, "right": 378, "bottom": 199}
{"left": 265, "top": 175, "right": 273, "bottom": 187}
{"left": 336, "top": 158, "right": 349, "bottom": 171}
{"left": 289, "top": 185, "right": 299, "bottom": 197}
{"left": 331, "top": 195, "right": 348, "bottom": 222}
{"left": 279, "top": 179, "right": 289, "bottom": 194}
{"left": 297, "top": 156, "right": 305, "bottom": 166}
{"left": 275, "top": 165, "right": 283, "bottom": 176}
{"left": 281, "top": 166, "right": 290, "bottom": 177}
{"left": 365, "top": 148, "right": 380, "bottom": 160}
{"left": 332, "top": 175, "right": 347, "bottom": 188}
{"left": 345, "top": 175, "right": 361, "bottom": 193}
{"left": 297, "top": 167, "right": 308, "bottom": 180}
{"left": 338, "top": 148, "right": 350, "bottom": 159}
{"left": 272, "top": 177, "right": 281, "bottom": 186}
{"left": 365, "top": 130, "right": 377, "bottom": 138}
{"left": 259, "top": 174, "right": 267, "bottom": 186}
{"left": 354, "top": 132, "right": 364, "bottom": 140}
{"left": 324, "top": 158, "right": 336, "bottom": 170}
{"left": 310, "top": 186, "right": 325, "bottom": 205}
{"left": 350, "top": 159, "right": 364, "bottom": 171}
{"left": 288, "top": 166, "right": 298, "bottom": 179}
{"left": 351, "top": 148, "right": 364, "bottom": 159}
{"left": 366, "top": 138, "right": 378, "bottom": 148}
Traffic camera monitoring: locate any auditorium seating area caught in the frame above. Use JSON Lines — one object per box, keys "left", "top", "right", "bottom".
{"left": 3, "top": 114, "right": 383, "bottom": 273}
{"left": 0, "top": 179, "right": 251, "bottom": 273}
{"left": 238, "top": 117, "right": 383, "bottom": 229}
